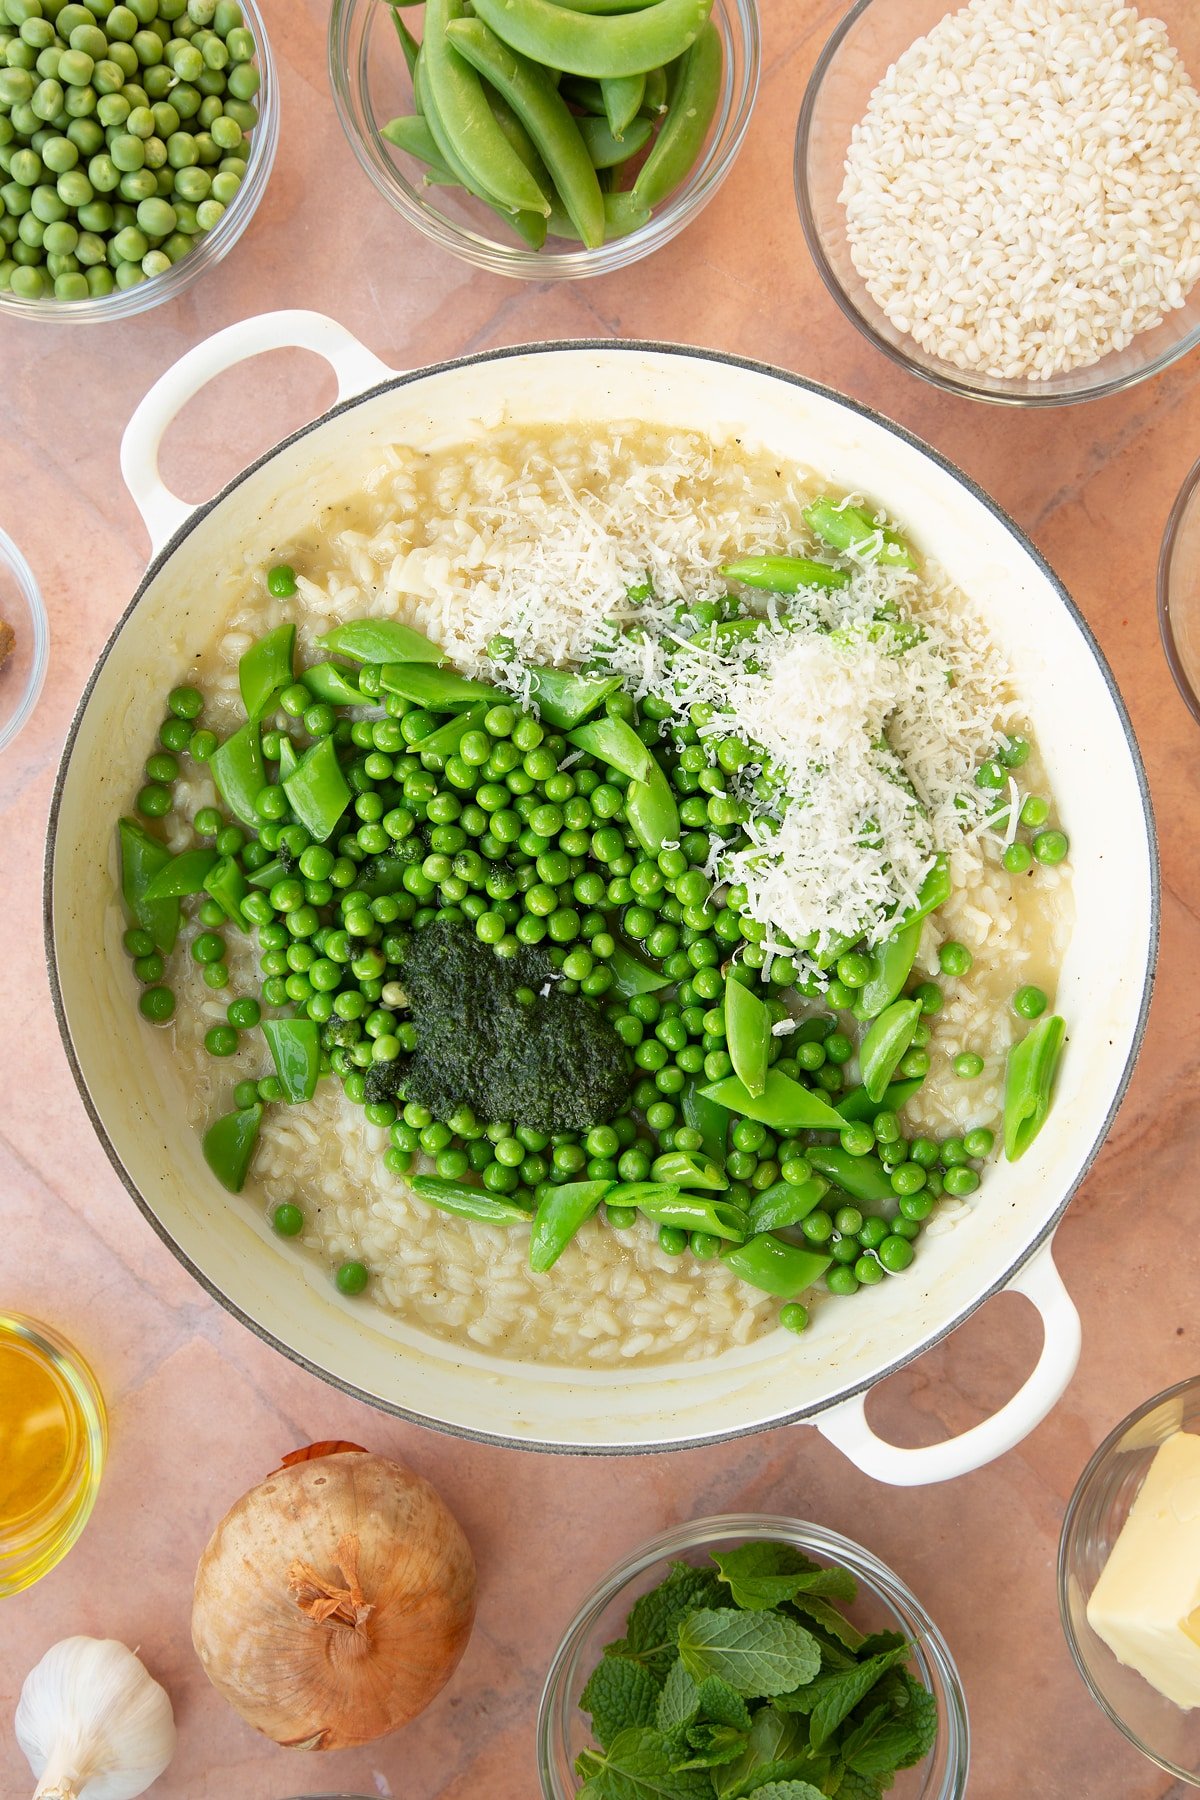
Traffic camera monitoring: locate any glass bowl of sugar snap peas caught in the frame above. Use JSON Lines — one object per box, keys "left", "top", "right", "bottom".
{"left": 0, "top": 0, "right": 277, "bottom": 321}
{"left": 328, "top": 0, "right": 759, "bottom": 278}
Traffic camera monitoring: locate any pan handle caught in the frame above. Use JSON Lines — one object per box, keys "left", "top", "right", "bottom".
{"left": 119, "top": 309, "right": 395, "bottom": 555}
{"left": 814, "top": 1237, "right": 1081, "bottom": 1487}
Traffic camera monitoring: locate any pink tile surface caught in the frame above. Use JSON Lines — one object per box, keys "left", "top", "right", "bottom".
{"left": 2, "top": 1, "right": 1199, "bottom": 1794}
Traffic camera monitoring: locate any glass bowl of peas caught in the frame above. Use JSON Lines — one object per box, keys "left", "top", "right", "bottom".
{"left": 0, "top": 0, "right": 278, "bottom": 319}
{"left": 328, "top": 0, "right": 759, "bottom": 279}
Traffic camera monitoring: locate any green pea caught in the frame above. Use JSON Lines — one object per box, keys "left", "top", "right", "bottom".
{"left": 1003, "top": 841, "right": 1034, "bottom": 875}
{"left": 938, "top": 940, "right": 972, "bottom": 978}
{"left": 138, "top": 983, "right": 174, "bottom": 1021}
{"left": 963, "top": 1127, "right": 994, "bottom": 1158}
{"left": 204, "top": 1024, "right": 238, "bottom": 1056}
{"left": 272, "top": 1202, "right": 304, "bottom": 1237}
{"left": 954, "top": 1051, "right": 984, "bottom": 1079}
{"left": 123, "top": 926, "right": 156, "bottom": 958}
{"left": 1012, "top": 984, "right": 1048, "bottom": 1020}
{"left": 1033, "top": 829, "right": 1068, "bottom": 866}
{"left": 878, "top": 1234, "right": 914, "bottom": 1273}
{"left": 227, "top": 995, "right": 260, "bottom": 1028}
{"left": 132, "top": 951, "right": 164, "bottom": 983}
{"left": 136, "top": 781, "right": 171, "bottom": 816}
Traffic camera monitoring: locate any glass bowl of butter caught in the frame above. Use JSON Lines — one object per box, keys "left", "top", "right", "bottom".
{"left": 1059, "top": 1376, "right": 1200, "bottom": 1784}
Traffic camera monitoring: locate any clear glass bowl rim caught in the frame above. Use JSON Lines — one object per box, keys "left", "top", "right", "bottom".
{"left": 1057, "top": 1373, "right": 1200, "bottom": 1782}
{"left": 0, "top": 524, "right": 49, "bottom": 755}
{"left": 793, "top": 0, "right": 1200, "bottom": 408}
{"left": 1157, "top": 452, "right": 1200, "bottom": 727}
{"left": 0, "top": 0, "right": 278, "bottom": 324}
{"left": 536, "top": 1511, "right": 970, "bottom": 1800}
{"left": 326, "top": 0, "right": 760, "bottom": 280}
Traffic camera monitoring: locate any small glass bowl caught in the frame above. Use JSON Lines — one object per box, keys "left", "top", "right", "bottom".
{"left": 328, "top": 0, "right": 759, "bottom": 279}
{"left": 795, "top": 0, "right": 1200, "bottom": 406}
{"left": 0, "top": 0, "right": 278, "bottom": 325}
{"left": 0, "top": 526, "right": 48, "bottom": 754}
{"left": 0, "top": 1314, "right": 107, "bottom": 1597}
{"left": 1059, "top": 1376, "right": 1200, "bottom": 1785}
{"left": 537, "top": 1513, "right": 969, "bottom": 1799}
{"left": 1159, "top": 454, "right": 1200, "bottom": 727}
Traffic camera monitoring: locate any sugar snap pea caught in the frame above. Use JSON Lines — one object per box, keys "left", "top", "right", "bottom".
{"left": 748, "top": 1175, "right": 829, "bottom": 1235}
{"left": 700, "top": 1068, "right": 847, "bottom": 1133}
{"left": 567, "top": 714, "right": 653, "bottom": 783}
{"left": 608, "top": 944, "right": 673, "bottom": 997}
{"left": 546, "top": 189, "right": 651, "bottom": 241}
{"left": 891, "top": 855, "right": 951, "bottom": 933}
{"left": 239, "top": 622, "right": 295, "bottom": 720}
{"left": 806, "top": 1146, "right": 894, "bottom": 1204}
{"left": 203, "top": 1103, "right": 262, "bottom": 1195}
{"left": 721, "top": 555, "right": 851, "bottom": 595}
{"left": 424, "top": 0, "right": 550, "bottom": 216}
{"left": 445, "top": 18, "right": 604, "bottom": 248}
{"left": 835, "top": 1077, "right": 923, "bottom": 1123}
{"left": 519, "top": 664, "right": 622, "bottom": 728}
{"left": 601, "top": 71, "right": 644, "bottom": 136}
{"left": 625, "top": 753, "right": 680, "bottom": 855}
{"left": 470, "top": 0, "right": 712, "bottom": 79}
{"left": 262, "top": 1016, "right": 321, "bottom": 1104}
{"left": 318, "top": 618, "right": 443, "bottom": 665}
{"left": 550, "top": 0, "right": 660, "bottom": 11}
{"left": 411, "top": 703, "right": 490, "bottom": 760}
{"left": 413, "top": 1176, "right": 534, "bottom": 1224}
{"left": 118, "top": 817, "right": 180, "bottom": 955}
{"left": 389, "top": 2, "right": 421, "bottom": 79}
{"left": 142, "top": 846, "right": 218, "bottom": 900}
{"left": 804, "top": 497, "right": 918, "bottom": 571}
{"left": 379, "top": 663, "right": 495, "bottom": 709}
{"left": 559, "top": 74, "right": 609, "bottom": 115}
{"left": 301, "top": 661, "right": 364, "bottom": 708}
{"left": 203, "top": 854, "right": 248, "bottom": 928}
{"left": 682, "top": 1080, "right": 729, "bottom": 1164}
{"left": 857, "top": 919, "right": 921, "bottom": 1020}
{"left": 651, "top": 1150, "right": 728, "bottom": 1191}
{"left": 1003, "top": 1013, "right": 1065, "bottom": 1161}
{"left": 529, "top": 1178, "right": 612, "bottom": 1271}
{"left": 631, "top": 19, "right": 721, "bottom": 209}
{"left": 249, "top": 856, "right": 291, "bottom": 891}
{"left": 635, "top": 1189, "right": 747, "bottom": 1241}
{"left": 860, "top": 998, "right": 922, "bottom": 1104}
{"left": 382, "top": 113, "right": 457, "bottom": 185}
{"left": 724, "top": 974, "right": 769, "bottom": 1100}
{"left": 722, "top": 1234, "right": 831, "bottom": 1299}
{"left": 579, "top": 112, "right": 653, "bottom": 168}
{"left": 642, "top": 64, "right": 668, "bottom": 113}
{"left": 416, "top": 45, "right": 548, "bottom": 244}
{"left": 211, "top": 717, "right": 265, "bottom": 830}
{"left": 283, "top": 735, "right": 351, "bottom": 843}
{"left": 278, "top": 737, "right": 300, "bottom": 783}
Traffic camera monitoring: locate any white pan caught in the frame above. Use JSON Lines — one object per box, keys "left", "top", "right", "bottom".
{"left": 45, "top": 312, "right": 1158, "bottom": 1484}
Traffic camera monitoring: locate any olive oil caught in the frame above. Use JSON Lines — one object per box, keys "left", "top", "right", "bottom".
{"left": 0, "top": 1316, "right": 106, "bottom": 1596}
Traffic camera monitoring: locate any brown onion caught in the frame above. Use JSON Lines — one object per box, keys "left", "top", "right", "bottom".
{"left": 191, "top": 1446, "right": 476, "bottom": 1750}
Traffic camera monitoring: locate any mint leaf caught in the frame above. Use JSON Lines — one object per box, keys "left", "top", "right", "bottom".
{"left": 841, "top": 1672, "right": 937, "bottom": 1777}
{"left": 679, "top": 1610, "right": 821, "bottom": 1697}
{"left": 579, "top": 1726, "right": 719, "bottom": 1800}
{"left": 656, "top": 1659, "right": 701, "bottom": 1732}
{"left": 582, "top": 1653, "right": 663, "bottom": 1748}
{"left": 831, "top": 1768, "right": 884, "bottom": 1800}
{"left": 713, "top": 1707, "right": 823, "bottom": 1799}
{"left": 713, "top": 1545, "right": 856, "bottom": 1613}
{"left": 697, "top": 1678, "right": 753, "bottom": 1732}
{"left": 855, "top": 1631, "right": 906, "bottom": 1659}
{"left": 674, "top": 1722, "right": 749, "bottom": 1769}
{"left": 807, "top": 1646, "right": 912, "bottom": 1750}
{"left": 739, "top": 1785, "right": 826, "bottom": 1800}
{"left": 785, "top": 1595, "right": 864, "bottom": 1652}
{"left": 609, "top": 1562, "right": 730, "bottom": 1675}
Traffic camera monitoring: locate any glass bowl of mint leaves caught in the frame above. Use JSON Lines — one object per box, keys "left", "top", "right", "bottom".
{"left": 537, "top": 1514, "right": 969, "bottom": 1800}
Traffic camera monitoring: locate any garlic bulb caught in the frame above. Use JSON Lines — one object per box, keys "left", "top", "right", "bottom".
{"left": 16, "top": 1638, "right": 176, "bottom": 1800}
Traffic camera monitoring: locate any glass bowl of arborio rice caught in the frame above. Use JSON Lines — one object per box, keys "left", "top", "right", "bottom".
{"left": 796, "top": 0, "right": 1200, "bottom": 406}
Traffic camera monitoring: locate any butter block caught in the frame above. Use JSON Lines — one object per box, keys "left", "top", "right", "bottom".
{"left": 1086, "top": 1430, "right": 1200, "bottom": 1710}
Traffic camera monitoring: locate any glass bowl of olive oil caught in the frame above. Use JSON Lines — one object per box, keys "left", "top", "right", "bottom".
{"left": 0, "top": 1314, "right": 107, "bottom": 1596}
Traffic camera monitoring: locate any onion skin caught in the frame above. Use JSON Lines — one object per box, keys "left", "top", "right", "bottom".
{"left": 191, "top": 1451, "right": 476, "bottom": 1750}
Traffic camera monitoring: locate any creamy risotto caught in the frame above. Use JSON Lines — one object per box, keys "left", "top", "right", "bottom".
{"left": 116, "top": 424, "right": 1073, "bottom": 1368}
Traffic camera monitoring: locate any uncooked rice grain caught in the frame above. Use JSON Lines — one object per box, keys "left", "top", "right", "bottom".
{"left": 840, "top": 0, "right": 1200, "bottom": 381}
